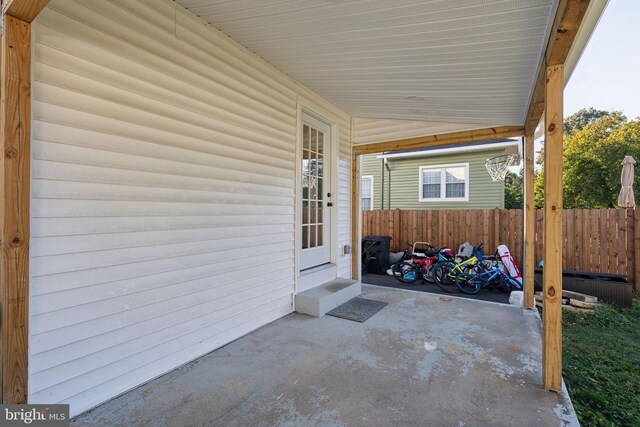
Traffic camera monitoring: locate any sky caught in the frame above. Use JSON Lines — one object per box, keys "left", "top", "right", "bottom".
{"left": 564, "top": 0, "right": 640, "bottom": 120}
{"left": 526, "top": 0, "right": 640, "bottom": 164}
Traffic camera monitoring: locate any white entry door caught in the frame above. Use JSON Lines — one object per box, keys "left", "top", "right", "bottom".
{"left": 300, "top": 113, "right": 332, "bottom": 270}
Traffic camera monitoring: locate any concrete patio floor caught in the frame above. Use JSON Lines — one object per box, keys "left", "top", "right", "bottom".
{"left": 72, "top": 285, "right": 578, "bottom": 427}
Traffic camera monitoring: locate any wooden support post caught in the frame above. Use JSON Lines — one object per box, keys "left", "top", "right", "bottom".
{"left": 1, "top": 14, "right": 32, "bottom": 404}
{"left": 351, "top": 155, "right": 360, "bottom": 280}
{"left": 523, "top": 133, "right": 536, "bottom": 309}
{"left": 523, "top": 0, "right": 594, "bottom": 393}
{"left": 0, "top": 0, "right": 48, "bottom": 406}
{"left": 543, "top": 63, "right": 564, "bottom": 392}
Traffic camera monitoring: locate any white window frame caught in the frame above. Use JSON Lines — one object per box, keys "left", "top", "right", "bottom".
{"left": 418, "top": 163, "right": 469, "bottom": 202}
{"left": 361, "top": 175, "right": 374, "bottom": 210}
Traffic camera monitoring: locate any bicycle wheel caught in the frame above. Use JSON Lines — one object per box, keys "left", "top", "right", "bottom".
{"left": 392, "top": 261, "right": 420, "bottom": 284}
{"left": 434, "top": 262, "right": 456, "bottom": 292}
{"left": 500, "top": 275, "right": 522, "bottom": 292}
{"left": 498, "top": 275, "right": 510, "bottom": 292}
{"left": 456, "top": 272, "right": 481, "bottom": 295}
{"left": 423, "top": 263, "right": 438, "bottom": 283}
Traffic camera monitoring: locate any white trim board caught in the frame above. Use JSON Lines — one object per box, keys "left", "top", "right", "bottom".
{"left": 377, "top": 139, "right": 519, "bottom": 160}
{"left": 360, "top": 175, "right": 374, "bottom": 211}
{"left": 418, "top": 163, "right": 470, "bottom": 203}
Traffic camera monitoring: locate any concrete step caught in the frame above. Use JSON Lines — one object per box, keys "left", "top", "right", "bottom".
{"left": 298, "top": 263, "right": 337, "bottom": 293}
{"left": 295, "top": 279, "right": 361, "bottom": 317}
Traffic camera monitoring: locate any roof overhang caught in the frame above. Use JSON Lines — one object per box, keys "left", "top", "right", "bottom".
{"left": 175, "top": 0, "right": 607, "bottom": 146}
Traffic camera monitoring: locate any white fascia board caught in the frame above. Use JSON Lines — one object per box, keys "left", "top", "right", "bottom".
{"left": 376, "top": 140, "right": 519, "bottom": 160}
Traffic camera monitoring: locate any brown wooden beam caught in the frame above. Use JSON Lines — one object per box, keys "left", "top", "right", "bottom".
{"left": 2, "top": 0, "right": 49, "bottom": 22}
{"left": 545, "top": 0, "right": 592, "bottom": 67}
{"left": 525, "top": 0, "right": 592, "bottom": 135}
{"left": 525, "top": 61, "right": 546, "bottom": 136}
{"left": 352, "top": 126, "right": 524, "bottom": 156}
{"left": 543, "top": 63, "right": 564, "bottom": 392}
{"left": 1, "top": 14, "right": 32, "bottom": 404}
{"left": 523, "top": 132, "right": 536, "bottom": 310}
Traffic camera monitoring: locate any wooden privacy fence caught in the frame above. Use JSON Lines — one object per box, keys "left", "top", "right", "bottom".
{"left": 362, "top": 208, "right": 639, "bottom": 289}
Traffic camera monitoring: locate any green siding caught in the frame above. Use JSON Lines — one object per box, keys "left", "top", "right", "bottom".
{"left": 361, "top": 154, "right": 384, "bottom": 210}
{"left": 360, "top": 150, "right": 505, "bottom": 210}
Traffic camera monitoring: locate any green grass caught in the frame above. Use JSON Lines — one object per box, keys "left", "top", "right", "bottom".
{"left": 563, "top": 300, "right": 640, "bottom": 426}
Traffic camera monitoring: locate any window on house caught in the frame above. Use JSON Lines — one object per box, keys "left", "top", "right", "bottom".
{"left": 419, "top": 164, "right": 469, "bottom": 201}
{"left": 361, "top": 176, "right": 374, "bottom": 210}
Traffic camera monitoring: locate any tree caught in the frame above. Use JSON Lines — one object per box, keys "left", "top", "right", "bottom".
{"left": 535, "top": 110, "right": 640, "bottom": 208}
{"left": 563, "top": 111, "right": 637, "bottom": 208}
{"left": 535, "top": 108, "right": 622, "bottom": 166}
{"left": 504, "top": 169, "right": 523, "bottom": 209}
{"left": 534, "top": 169, "right": 544, "bottom": 209}
{"left": 563, "top": 107, "right": 617, "bottom": 136}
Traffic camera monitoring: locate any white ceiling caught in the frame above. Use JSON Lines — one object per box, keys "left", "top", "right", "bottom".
{"left": 175, "top": 0, "right": 558, "bottom": 126}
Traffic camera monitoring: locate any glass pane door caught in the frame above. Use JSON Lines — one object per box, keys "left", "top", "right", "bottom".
{"left": 300, "top": 113, "right": 331, "bottom": 270}
{"left": 302, "top": 125, "right": 324, "bottom": 249}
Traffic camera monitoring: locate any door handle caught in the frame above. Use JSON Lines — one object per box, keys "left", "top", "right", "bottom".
{"left": 327, "top": 192, "right": 331, "bottom": 198}
{"left": 327, "top": 202, "right": 334, "bottom": 207}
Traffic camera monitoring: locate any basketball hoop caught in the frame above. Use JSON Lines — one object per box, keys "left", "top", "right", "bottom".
{"left": 485, "top": 154, "right": 519, "bottom": 181}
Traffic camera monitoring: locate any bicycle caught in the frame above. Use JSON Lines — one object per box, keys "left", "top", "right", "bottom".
{"left": 392, "top": 243, "right": 455, "bottom": 284}
{"left": 423, "top": 247, "right": 455, "bottom": 282}
{"left": 456, "top": 262, "right": 523, "bottom": 295}
{"left": 391, "top": 242, "right": 436, "bottom": 285}
{"left": 433, "top": 244, "right": 484, "bottom": 292}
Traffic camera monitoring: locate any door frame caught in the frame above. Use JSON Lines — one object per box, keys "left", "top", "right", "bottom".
{"left": 294, "top": 97, "right": 340, "bottom": 294}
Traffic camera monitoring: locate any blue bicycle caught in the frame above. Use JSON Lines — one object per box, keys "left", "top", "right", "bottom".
{"left": 456, "top": 262, "right": 522, "bottom": 295}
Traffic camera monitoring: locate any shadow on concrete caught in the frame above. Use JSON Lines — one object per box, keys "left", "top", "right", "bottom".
{"left": 362, "top": 273, "right": 511, "bottom": 305}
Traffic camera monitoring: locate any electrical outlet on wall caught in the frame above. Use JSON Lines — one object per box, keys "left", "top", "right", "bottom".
{"left": 342, "top": 245, "right": 352, "bottom": 255}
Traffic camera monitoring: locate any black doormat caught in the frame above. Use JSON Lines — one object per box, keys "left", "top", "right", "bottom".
{"left": 326, "top": 297, "right": 388, "bottom": 323}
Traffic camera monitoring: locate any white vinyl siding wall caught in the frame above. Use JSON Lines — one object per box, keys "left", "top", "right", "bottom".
{"left": 30, "top": 0, "right": 351, "bottom": 416}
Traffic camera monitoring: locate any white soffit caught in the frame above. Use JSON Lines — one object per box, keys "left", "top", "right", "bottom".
{"left": 176, "top": 0, "right": 557, "bottom": 126}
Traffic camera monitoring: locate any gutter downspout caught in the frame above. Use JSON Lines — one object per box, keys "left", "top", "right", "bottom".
{"left": 385, "top": 159, "right": 391, "bottom": 209}
{"left": 381, "top": 158, "right": 385, "bottom": 210}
